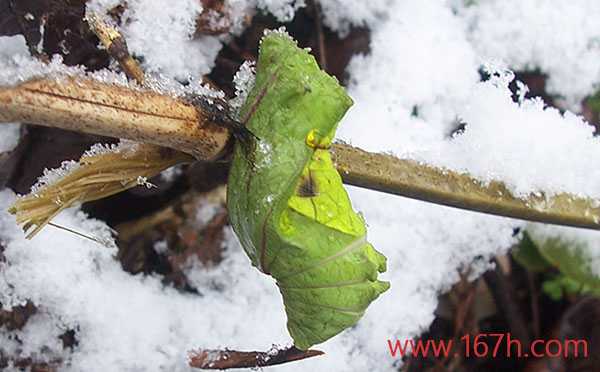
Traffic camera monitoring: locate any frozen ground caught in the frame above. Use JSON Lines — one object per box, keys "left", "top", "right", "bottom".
{"left": 1, "top": 1, "right": 600, "bottom": 371}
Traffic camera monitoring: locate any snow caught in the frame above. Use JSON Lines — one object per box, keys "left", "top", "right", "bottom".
{"left": 338, "top": 1, "right": 479, "bottom": 155}
{"left": 255, "top": 0, "right": 305, "bottom": 22}
{"left": 318, "top": 0, "right": 392, "bottom": 34}
{"left": 230, "top": 60, "right": 256, "bottom": 113}
{"left": 0, "top": 45, "right": 224, "bottom": 107}
{"left": 159, "top": 165, "right": 183, "bottom": 183}
{"left": 153, "top": 239, "right": 168, "bottom": 255}
{"left": 460, "top": 0, "right": 600, "bottom": 109}
{"left": 87, "top": 0, "right": 219, "bottom": 80}
{"left": 85, "top": 0, "right": 303, "bottom": 80}
{"left": 28, "top": 160, "right": 80, "bottom": 195}
{"left": 0, "top": 123, "right": 21, "bottom": 154}
{"left": 0, "top": 190, "right": 288, "bottom": 372}
{"left": 0, "top": 36, "right": 28, "bottom": 151}
{"left": 0, "top": 48, "right": 85, "bottom": 88}
{"left": 3, "top": 1, "right": 600, "bottom": 372}
{"left": 338, "top": 1, "right": 600, "bottom": 200}
{"left": 195, "top": 202, "right": 222, "bottom": 227}
{"left": 84, "top": 0, "right": 388, "bottom": 79}
{"left": 0, "top": 35, "right": 29, "bottom": 58}
{"left": 431, "top": 75, "right": 600, "bottom": 198}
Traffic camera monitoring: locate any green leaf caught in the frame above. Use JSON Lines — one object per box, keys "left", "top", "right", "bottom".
{"left": 227, "top": 31, "right": 389, "bottom": 350}
{"left": 534, "top": 237, "right": 600, "bottom": 288}
{"left": 512, "top": 231, "right": 553, "bottom": 272}
{"left": 541, "top": 276, "right": 566, "bottom": 301}
{"left": 541, "top": 275, "right": 600, "bottom": 300}
{"left": 524, "top": 227, "right": 600, "bottom": 298}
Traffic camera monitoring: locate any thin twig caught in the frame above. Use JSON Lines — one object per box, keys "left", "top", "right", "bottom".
{"left": 483, "top": 259, "right": 531, "bottom": 348}
{"left": 452, "top": 276, "right": 477, "bottom": 336}
{"left": 331, "top": 144, "right": 600, "bottom": 230}
{"left": 188, "top": 347, "right": 324, "bottom": 369}
{"left": 47, "top": 222, "right": 110, "bottom": 247}
{"left": 86, "top": 11, "right": 145, "bottom": 84}
{"left": 527, "top": 272, "right": 541, "bottom": 338}
{"left": 311, "top": 0, "right": 327, "bottom": 70}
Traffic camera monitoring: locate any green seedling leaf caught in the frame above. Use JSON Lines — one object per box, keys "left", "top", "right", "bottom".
{"left": 227, "top": 31, "right": 389, "bottom": 350}
{"left": 541, "top": 276, "right": 566, "bottom": 301}
{"left": 523, "top": 227, "right": 600, "bottom": 299}
{"left": 533, "top": 236, "right": 600, "bottom": 288}
{"left": 512, "top": 231, "right": 553, "bottom": 272}
{"left": 541, "top": 275, "right": 600, "bottom": 300}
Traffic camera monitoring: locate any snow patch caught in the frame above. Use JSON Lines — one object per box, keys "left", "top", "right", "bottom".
{"left": 339, "top": 1, "right": 600, "bottom": 200}
{"left": 461, "top": 0, "right": 600, "bottom": 108}
{"left": 230, "top": 60, "right": 256, "bottom": 113}
{"left": 88, "top": 0, "right": 221, "bottom": 80}
{"left": 0, "top": 190, "right": 287, "bottom": 372}
{"left": 0, "top": 124, "right": 21, "bottom": 154}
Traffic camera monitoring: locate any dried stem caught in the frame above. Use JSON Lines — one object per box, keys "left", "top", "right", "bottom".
{"left": 0, "top": 77, "right": 229, "bottom": 161}
{"left": 331, "top": 143, "right": 600, "bottom": 230}
{"left": 188, "top": 347, "right": 324, "bottom": 369}
{"left": 310, "top": 0, "right": 327, "bottom": 70}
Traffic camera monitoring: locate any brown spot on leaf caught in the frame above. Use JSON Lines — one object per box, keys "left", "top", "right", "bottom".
{"left": 297, "top": 171, "right": 318, "bottom": 198}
